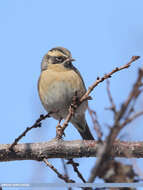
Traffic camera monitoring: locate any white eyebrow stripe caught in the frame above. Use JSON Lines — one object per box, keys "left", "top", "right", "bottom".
{"left": 48, "top": 50, "right": 69, "bottom": 58}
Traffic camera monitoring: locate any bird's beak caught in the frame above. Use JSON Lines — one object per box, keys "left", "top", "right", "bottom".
{"left": 63, "top": 57, "right": 75, "bottom": 65}
{"left": 69, "top": 58, "right": 75, "bottom": 62}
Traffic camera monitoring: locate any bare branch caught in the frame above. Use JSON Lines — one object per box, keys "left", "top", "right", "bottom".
{"left": 56, "top": 104, "right": 75, "bottom": 139}
{"left": 121, "top": 111, "right": 143, "bottom": 128}
{"left": 1, "top": 141, "right": 143, "bottom": 162}
{"left": 87, "top": 68, "right": 143, "bottom": 181}
{"left": 106, "top": 79, "right": 117, "bottom": 114}
{"left": 89, "top": 159, "right": 138, "bottom": 183}
{"left": 88, "top": 107, "right": 103, "bottom": 140}
{"left": 80, "top": 56, "right": 140, "bottom": 103}
{"left": 61, "top": 159, "right": 69, "bottom": 178}
{"left": 9, "top": 112, "right": 53, "bottom": 150}
{"left": 67, "top": 159, "right": 86, "bottom": 183}
{"left": 43, "top": 158, "right": 75, "bottom": 183}
{"left": 116, "top": 68, "right": 143, "bottom": 122}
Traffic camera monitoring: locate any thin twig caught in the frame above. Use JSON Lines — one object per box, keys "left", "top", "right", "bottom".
{"left": 124, "top": 89, "right": 143, "bottom": 121}
{"left": 67, "top": 159, "right": 86, "bottom": 183}
{"left": 116, "top": 68, "right": 143, "bottom": 122}
{"left": 43, "top": 158, "right": 75, "bottom": 183}
{"left": 88, "top": 107, "right": 103, "bottom": 140}
{"left": 61, "top": 159, "right": 72, "bottom": 190}
{"left": 124, "top": 98, "right": 137, "bottom": 120}
{"left": 61, "top": 159, "right": 69, "bottom": 178}
{"left": 121, "top": 111, "right": 143, "bottom": 128}
{"left": 56, "top": 105, "right": 75, "bottom": 139}
{"left": 80, "top": 56, "right": 140, "bottom": 103}
{"left": 106, "top": 79, "right": 117, "bottom": 114}
{"left": 9, "top": 112, "right": 53, "bottom": 150}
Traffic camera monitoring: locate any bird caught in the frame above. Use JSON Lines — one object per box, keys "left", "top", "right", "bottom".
{"left": 38, "top": 47, "right": 94, "bottom": 140}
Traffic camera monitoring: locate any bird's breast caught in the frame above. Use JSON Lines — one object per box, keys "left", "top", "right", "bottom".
{"left": 38, "top": 69, "right": 86, "bottom": 112}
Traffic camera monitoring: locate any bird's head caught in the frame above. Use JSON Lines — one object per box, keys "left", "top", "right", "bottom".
{"left": 41, "top": 47, "right": 75, "bottom": 71}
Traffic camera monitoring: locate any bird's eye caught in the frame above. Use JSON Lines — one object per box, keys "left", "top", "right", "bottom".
{"left": 55, "top": 57, "right": 64, "bottom": 62}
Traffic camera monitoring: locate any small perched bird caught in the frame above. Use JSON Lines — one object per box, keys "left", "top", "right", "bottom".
{"left": 38, "top": 47, "right": 94, "bottom": 140}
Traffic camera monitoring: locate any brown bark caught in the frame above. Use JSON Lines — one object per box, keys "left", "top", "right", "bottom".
{"left": 1, "top": 140, "right": 143, "bottom": 162}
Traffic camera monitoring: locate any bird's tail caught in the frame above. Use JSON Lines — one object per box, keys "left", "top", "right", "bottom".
{"left": 72, "top": 117, "right": 94, "bottom": 140}
{"left": 78, "top": 122, "right": 94, "bottom": 140}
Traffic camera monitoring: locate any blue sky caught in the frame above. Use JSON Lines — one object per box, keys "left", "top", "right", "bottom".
{"left": 0, "top": 0, "right": 143, "bottom": 189}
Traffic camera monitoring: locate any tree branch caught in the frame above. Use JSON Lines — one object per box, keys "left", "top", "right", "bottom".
{"left": 43, "top": 158, "right": 75, "bottom": 183}
{"left": 9, "top": 112, "right": 53, "bottom": 150}
{"left": 80, "top": 56, "right": 140, "bottom": 103}
{"left": 1, "top": 140, "right": 143, "bottom": 162}
{"left": 88, "top": 67, "right": 143, "bottom": 181}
